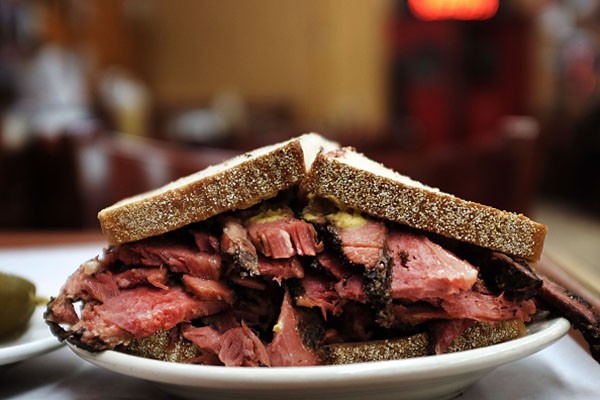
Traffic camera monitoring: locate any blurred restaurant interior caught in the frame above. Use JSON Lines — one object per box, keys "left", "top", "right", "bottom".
{"left": 0, "top": 1, "right": 599, "bottom": 293}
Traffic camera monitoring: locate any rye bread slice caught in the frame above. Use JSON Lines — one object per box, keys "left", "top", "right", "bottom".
{"left": 321, "top": 319, "right": 527, "bottom": 364}
{"left": 98, "top": 133, "right": 338, "bottom": 245}
{"left": 302, "top": 148, "right": 547, "bottom": 261}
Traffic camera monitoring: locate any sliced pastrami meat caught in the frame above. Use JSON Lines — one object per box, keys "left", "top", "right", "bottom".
{"left": 258, "top": 256, "right": 305, "bottom": 284}
{"left": 334, "top": 274, "right": 368, "bottom": 304}
{"left": 189, "top": 229, "right": 220, "bottom": 253}
{"left": 391, "top": 284, "right": 536, "bottom": 326}
{"left": 267, "top": 291, "right": 322, "bottom": 366}
{"left": 183, "top": 322, "right": 270, "bottom": 367}
{"left": 182, "top": 325, "right": 222, "bottom": 355}
{"left": 114, "top": 267, "right": 169, "bottom": 290}
{"left": 246, "top": 207, "right": 323, "bottom": 258}
{"left": 114, "top": 239, "right": 222, "bottom": 280}
{"left": 538, "top": 278, "right": 600, "bottom": 362}
{"left": 182, "top": 275, "right": 234, "bottom": 304}
{"left": 328, "top": 214, "right": 388, "bottom": 269}
{"left": 91, "top": 286, "right": 228, "bottom": 339}
{"left": 441, "top": 288, "right": 536, "bottom": 323}
{"left": 315, "top": 212, "right": 391, "bottom": 310}
{"left": 388, "top": 230, "right": 478, "bottom": 301}
{"left": 294, "top": 271, "right": 341, "bottom": 319}
{"left": 219, "top": 322, "right": 271, "bottom": 367}
{"left": 220, "top": 217, "right": 260, "bottom": 276}
{"left": 314, "top": 252, "right": 350, "bottom": 280}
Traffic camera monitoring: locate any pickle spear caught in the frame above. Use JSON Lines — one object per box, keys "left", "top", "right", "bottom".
{"left": 0, "top": 272, "right": 37, "bottom": 339}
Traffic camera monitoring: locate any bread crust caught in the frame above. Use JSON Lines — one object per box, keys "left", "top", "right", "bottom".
{"left": 322, "top": 320, "right": 526, "bottom": 364}
{"left": 303, "top": 148, "right": 547, "bottom": 261}
{"left": 99, "top": 140, "right": 307, "bottom": 245}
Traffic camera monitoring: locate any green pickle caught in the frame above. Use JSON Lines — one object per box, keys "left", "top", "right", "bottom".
{"left": 0, "top": 272, "right": 37, "bottom": 339}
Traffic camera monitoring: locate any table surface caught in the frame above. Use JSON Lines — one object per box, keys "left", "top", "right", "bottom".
{"left": 0, "top": 234, "right": 599, "bottom": 400}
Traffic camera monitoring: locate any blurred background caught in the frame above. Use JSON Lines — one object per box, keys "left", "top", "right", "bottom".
{"left": 0, "top": 1, "right": 598, "bottom": 292}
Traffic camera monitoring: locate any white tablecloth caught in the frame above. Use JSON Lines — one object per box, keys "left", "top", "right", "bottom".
{"left": 1, "top": 244, "right": 599, "bottom": 400}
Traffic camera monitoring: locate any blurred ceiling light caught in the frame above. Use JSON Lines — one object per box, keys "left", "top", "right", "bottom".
{"left": 408, "top": 0, "right": 499, "bottom": 21}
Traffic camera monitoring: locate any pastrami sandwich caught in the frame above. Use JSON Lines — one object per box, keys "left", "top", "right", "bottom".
{"left": 45, "top": 133, "right": 600, "bottom": 366}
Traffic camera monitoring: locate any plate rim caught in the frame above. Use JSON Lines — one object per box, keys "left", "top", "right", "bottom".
{"left": 0, "top": 307, "right": 64, "bottom": 366}
{"left": 68, "top": 317, "right": 571, "bottom": 389}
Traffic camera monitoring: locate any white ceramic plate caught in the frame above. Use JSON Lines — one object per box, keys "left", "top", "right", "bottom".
{"left": 69, "top": 317, "right": 570, "bottom": 400}
{"left": 0, "top": 306, "right": 63, "bottom": 366}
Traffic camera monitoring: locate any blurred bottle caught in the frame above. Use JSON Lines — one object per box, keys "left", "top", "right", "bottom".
{"left": 20, "top": 44, "right": 91, "bottom": 138}
{"left": 166, "top": 90, "right": 246, "bottom": 145}
{"left": 99, "top": 68, "right": 151, "bottom": 137}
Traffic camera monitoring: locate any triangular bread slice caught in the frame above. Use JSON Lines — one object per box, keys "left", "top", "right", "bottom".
{"left": 123, "top": 319, "right": 525, "bottom": 364}
{"left": 322, "top": 319, "right": 526, "bottom": 364}
{"left": 302, "top": 147, "right": 547, "bottom": 261}
{"left": 99, "top": 133, "right": 338, "bottom": 245}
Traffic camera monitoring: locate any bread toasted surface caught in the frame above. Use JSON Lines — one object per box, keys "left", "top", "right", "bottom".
{"left": 321, "top": 320, "right": 526, "bottom": 365}
{"left": 302, "top": 148, "right": 547, "bottom": 261}
{"left": 121, "top": 320, "right": 526, "bottom": 365}
{"left": 98, "top": 133, "right": 338, "bottom": 245}
{"left": 123, "top": 329, "right": 202, "bottom": 363}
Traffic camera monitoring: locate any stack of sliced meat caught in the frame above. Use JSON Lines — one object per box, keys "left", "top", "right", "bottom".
{"left": 46, "top": 200, "right": 599, "bottom": 366}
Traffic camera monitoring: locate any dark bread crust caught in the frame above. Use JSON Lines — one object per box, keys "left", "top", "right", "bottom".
{"left": 122, "top": 329, "right": 202, "bottom": 363}
{"left": 322, "top": 320, "right": 526, "bottom": 364}
{"left": 122, "top": 321, "right": 526, "bottom": 365}
{"left": 303, "top": 148, "right": 547, "bottom": 261}
{"left": 99, "top": 139, "right": 308, "bottom": 245}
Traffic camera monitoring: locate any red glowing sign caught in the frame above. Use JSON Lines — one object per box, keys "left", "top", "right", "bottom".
{"left": 408, "top": 0, "right": 499, "bottom": 21}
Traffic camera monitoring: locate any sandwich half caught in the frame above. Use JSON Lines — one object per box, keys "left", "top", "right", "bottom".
{"left": 45, "top": 134, "right": 600, "bottom": 366}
